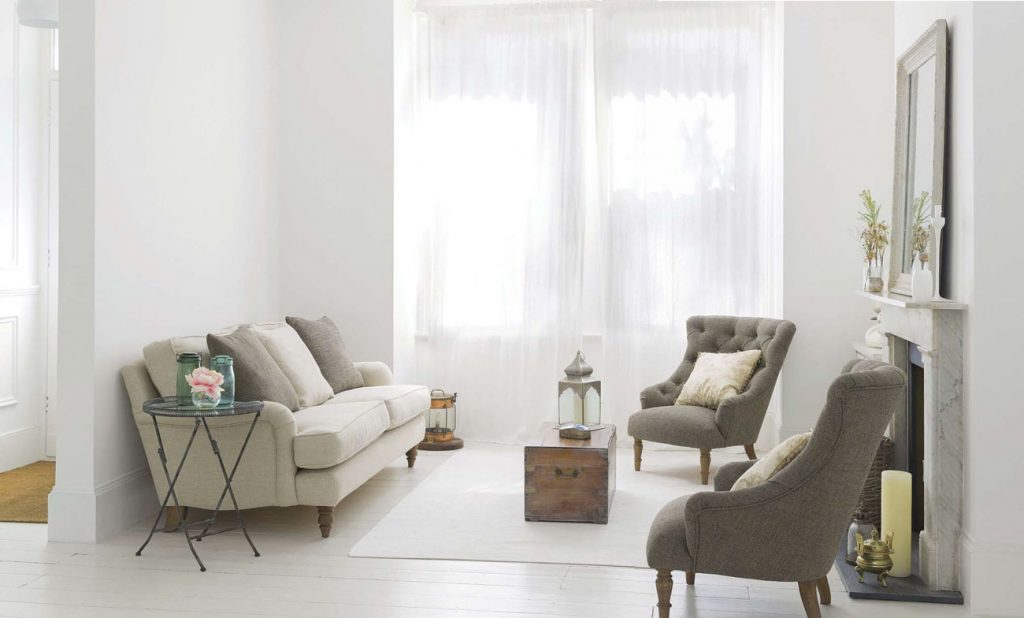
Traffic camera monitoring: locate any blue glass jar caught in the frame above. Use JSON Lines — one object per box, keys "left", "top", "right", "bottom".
{"left": 211, "top": 355, "right": 235, "bottom": 405}
{"left": 175, "top": 353, "right": 202, "bottom": 405}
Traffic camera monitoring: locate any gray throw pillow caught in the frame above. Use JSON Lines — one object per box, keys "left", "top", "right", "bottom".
{"left": 207, "top": 326, "right": 300, "bottom": 411}
{"left": 285, "top": 315, "right": 365, "bottom": 393}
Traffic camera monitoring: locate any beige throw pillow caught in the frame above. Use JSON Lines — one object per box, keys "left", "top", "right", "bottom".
{"left": 675, "top": 350, "right": 762, "bottom": 409}
{"left": 255, "top": 323, "right": 334, "bottom": 409}
{"left": 732, "top": 432, "right": 812, "bottom": 490}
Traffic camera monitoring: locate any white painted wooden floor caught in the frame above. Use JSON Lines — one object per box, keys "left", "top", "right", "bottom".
{"left": 0, "top": 448, "right": 973, "bottom": 618}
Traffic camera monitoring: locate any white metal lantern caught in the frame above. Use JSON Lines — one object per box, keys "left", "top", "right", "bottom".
{"left": 558, "top": 351, "right": 601, "bottom": 426}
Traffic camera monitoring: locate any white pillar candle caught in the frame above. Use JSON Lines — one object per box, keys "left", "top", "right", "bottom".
{"left": 881, "top": 470, "right": 912, "bottom": 577}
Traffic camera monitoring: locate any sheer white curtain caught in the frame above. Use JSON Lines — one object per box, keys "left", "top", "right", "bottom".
{"left": 402, "top": 7, "right": 588, "bottom": 442}
{"left": 591, "top": 3, "right": 781, "bottom": 433}
{"left": 397, "top": 2, "right": 779, "bottom": 443}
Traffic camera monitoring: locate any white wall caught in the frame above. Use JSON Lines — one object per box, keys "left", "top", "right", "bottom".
{"left": 781, "top": 2, "right": 895, "bottom": 435}
{"left": 0, "top": 9, "right": 49, "bottom": 473}
{"left": 276, "top": 1, "right": 395, "bottom": 367}
{"left": 50, "top": 0, "right": 281, "bottom": 542}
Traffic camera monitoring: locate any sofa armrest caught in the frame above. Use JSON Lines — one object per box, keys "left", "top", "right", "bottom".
{"left": 354, "top": 361, "right": 394, "bottom": 387}
{"left": 133, "top": 400, "right": 298, "bottom": 509}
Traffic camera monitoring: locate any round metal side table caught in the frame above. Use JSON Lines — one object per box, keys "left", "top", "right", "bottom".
{"left": 136, "top": 397, "right": 263, "bottom": 572}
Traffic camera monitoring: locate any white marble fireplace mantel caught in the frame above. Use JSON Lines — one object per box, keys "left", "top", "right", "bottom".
{"left": 858, "top": 289, "right": 965, "bottom": 592}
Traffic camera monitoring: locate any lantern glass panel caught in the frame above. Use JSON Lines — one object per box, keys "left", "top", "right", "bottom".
{"left": 427, "top": 406, "right": 455, "bottom": 433}
{"left": 558, "top": 377, "right": 601, "bottom": 426}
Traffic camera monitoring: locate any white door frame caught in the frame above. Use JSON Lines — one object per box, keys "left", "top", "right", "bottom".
{"left": 43, "top": 75, "right": 57, "bottom": 458}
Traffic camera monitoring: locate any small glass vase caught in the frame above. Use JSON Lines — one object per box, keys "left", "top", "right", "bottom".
{"left": 191, "top": 391, "right": 221, "bottom": 409}
{"left": 863, "top": 264, "right": 884, "bottom": 293}
{"left": 211, "top": 355, "right": 235, "bottom": 405}
{"left": 846, "top": 518, "right": 875, "bottom": 565}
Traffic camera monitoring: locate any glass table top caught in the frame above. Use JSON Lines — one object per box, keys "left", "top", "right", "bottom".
{"left": 142, "top": 396, "right": 263, "bottom": 418}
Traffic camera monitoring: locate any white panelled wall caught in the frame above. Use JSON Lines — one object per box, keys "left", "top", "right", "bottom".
{"left": 0, "top": 1, "right": 51, "bottom": 474}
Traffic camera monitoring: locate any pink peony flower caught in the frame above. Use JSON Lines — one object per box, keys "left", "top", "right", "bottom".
{"left": 185, "top": 366, "right": 224, "bottom": 398}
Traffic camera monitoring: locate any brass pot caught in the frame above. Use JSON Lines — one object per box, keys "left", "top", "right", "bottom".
{"left": 855, "top": 529, "right": 894, "bottom": 588}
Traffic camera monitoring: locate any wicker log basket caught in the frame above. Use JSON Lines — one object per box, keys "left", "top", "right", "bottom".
{"left": 853, "top": 436, "right": 894, "bottom": 529}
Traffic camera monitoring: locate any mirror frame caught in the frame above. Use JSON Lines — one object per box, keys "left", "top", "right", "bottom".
{"left": 889, "top": 19, "right": 948, "bottom": 296}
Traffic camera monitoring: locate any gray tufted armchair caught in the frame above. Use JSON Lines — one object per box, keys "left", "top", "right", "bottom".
{"left": 628, "top": 315, "right": 796, "bottom": 484}
{"left": 645, "top": 360, "right": 906, "bottom": 618}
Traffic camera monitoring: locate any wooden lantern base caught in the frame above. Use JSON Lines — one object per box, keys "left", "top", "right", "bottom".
{"left": 419, "top": 436, "right": 464, "bottom": 451}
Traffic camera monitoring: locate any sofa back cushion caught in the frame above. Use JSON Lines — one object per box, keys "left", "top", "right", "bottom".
{"left": 286, "top": 316, "right": 364, "bottom": 393}
{"left": 143, "top": 335, "right": 216, "bottom": 398}
{"left": 208, "top": 326, "right": 300, "bottom": 411}
{"left": 255, "top": 323, "right": 333, "bottom": 409}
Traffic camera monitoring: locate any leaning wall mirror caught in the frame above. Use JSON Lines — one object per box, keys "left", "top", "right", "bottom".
{"left": 889, "top": 19, "right": 948, "bottom": 297}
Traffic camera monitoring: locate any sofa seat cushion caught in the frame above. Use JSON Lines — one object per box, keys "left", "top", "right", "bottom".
{"left": 292, "top": 401, "right": 389, "bottom": 470}
{"left": 328, "top": 385, "right": 429, "bottom": 429}
{"left": 628, "top": 405, "right": 726, "bottom": 449}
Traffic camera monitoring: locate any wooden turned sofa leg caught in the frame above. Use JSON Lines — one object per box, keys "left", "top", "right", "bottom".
{"left": 816, "top": 577, "right": 831, "bottom": 605}
{"left": 163, "top": 505, "right": 188, "bottom": 531}
{"left": 406, "top": 446, "right": 418, "bottom": 468}
{"left": 798, "top": 580, "right": 822, "bottom": 618}
{"left": 634, "top": 439, "right": 643, "bottom": 471}
{"left": 699, "top": 449, "right": 711, "bottom": 485}
{"left": 656, "top": 569, "right": 673, "bottom": 618}
{"left": 685, "top": 570, "right": 695, "bottom": 585}
{"left": 317, "top": 506, "right": 334, "bottom": 538}
{"left": 744, "top": 444, "right": 757, "bottom": 460}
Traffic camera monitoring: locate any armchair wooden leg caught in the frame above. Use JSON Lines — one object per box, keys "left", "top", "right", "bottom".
{"left": 655, "top": 569, "right": 673, "bottom": 618}
{"left": 685, "top": 570, "right": 695, "bottom": 585}
{"left": 317, "top": 506, "right": 334, "bottom": 538}
{"left": 406, "top": 446, "right": 418, "bottom": 468}
{"left": 634, "top": 439, "right": 643, "bottom": 471}
{"left": 816, "top": 577, "right": 831, "bottom": 605}
{"left": 798, "top": 580, "right": 822, "bottom": 618}
{"left": 699, "top": 449, "right": 711, "bottom": 485}
{"left": 744, "top": 444, "right": 757, "bottom": 460}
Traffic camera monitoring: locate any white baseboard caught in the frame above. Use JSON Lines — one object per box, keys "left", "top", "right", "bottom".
{"left": 48, "top": 466, "right": 156, "bottom": 543}
{"left": 961, "top": 532, "right": 1024, "bottom": 616}
{"left": 0, "top": 426, "right": 42, "bottom": 472}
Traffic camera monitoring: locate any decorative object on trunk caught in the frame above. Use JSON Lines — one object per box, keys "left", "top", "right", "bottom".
{"left": 558, "top": 422, "right": 598, "bottom": 440}
{"left": 858, "top": 189, "right": 890, "bottom": 294}
{"left": 881, "top": 470, "right": 912, "bottom": 577}
{"left": 855, "top": 529, "right": 895, "bottom": 587}
{"left": 420, "top": 389, "right": 463, "bottom": 451}
{"left": 558, "top": 351, "right": 601, "bottom": 426}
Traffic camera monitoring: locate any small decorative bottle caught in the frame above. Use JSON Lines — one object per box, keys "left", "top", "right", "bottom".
{"left": 175, "top": 353, "right": 202, "bottom": 405}
{"left": 211, "top": 355, "right": 235, "bottom": 406}
{"left": 846, "top": 518, "right": 875, "bottom": 565}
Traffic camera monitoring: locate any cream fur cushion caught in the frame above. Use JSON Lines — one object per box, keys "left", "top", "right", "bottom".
{"left": 255, "top": 323, "right": 334, "bottom": 409}
{"left": 675, "top": 350, "right": 762, "bottom": 408}
{"left": 732, "top": 432, "right": 812, "bottom": 490}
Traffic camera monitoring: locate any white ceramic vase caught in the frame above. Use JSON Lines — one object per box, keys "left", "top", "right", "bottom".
{"left": 911, "top": 262, "right": 934, "bottom": 303}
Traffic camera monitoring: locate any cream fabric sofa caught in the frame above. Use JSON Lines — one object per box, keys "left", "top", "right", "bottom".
{"left": 121, "top": 325, "right": 428, "bottom": 538}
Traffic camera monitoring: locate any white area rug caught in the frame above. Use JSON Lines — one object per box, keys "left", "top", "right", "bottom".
{"left": 350, "top": 442, "right": 747, "bottom": 568}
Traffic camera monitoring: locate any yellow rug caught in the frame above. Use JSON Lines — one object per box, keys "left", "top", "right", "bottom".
{"left": 0, "top": 461, "right": 55, "bottom": 523}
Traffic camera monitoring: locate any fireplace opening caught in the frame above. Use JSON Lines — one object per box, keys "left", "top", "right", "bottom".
{"left": 907, "top": 343, "right": 925, "bottom": 533}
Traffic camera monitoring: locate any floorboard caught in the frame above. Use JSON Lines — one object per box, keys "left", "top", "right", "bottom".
{"left": 0, "top": 446, "right": 972, "bottom": 617}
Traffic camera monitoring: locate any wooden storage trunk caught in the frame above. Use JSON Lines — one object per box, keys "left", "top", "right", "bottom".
{"left": 524, "top": 424, "right": 616, "bottom": 524}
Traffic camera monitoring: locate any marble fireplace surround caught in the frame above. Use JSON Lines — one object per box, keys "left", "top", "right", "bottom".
{"left": 862, "top": 291, "right": 965, "bottom": 592}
